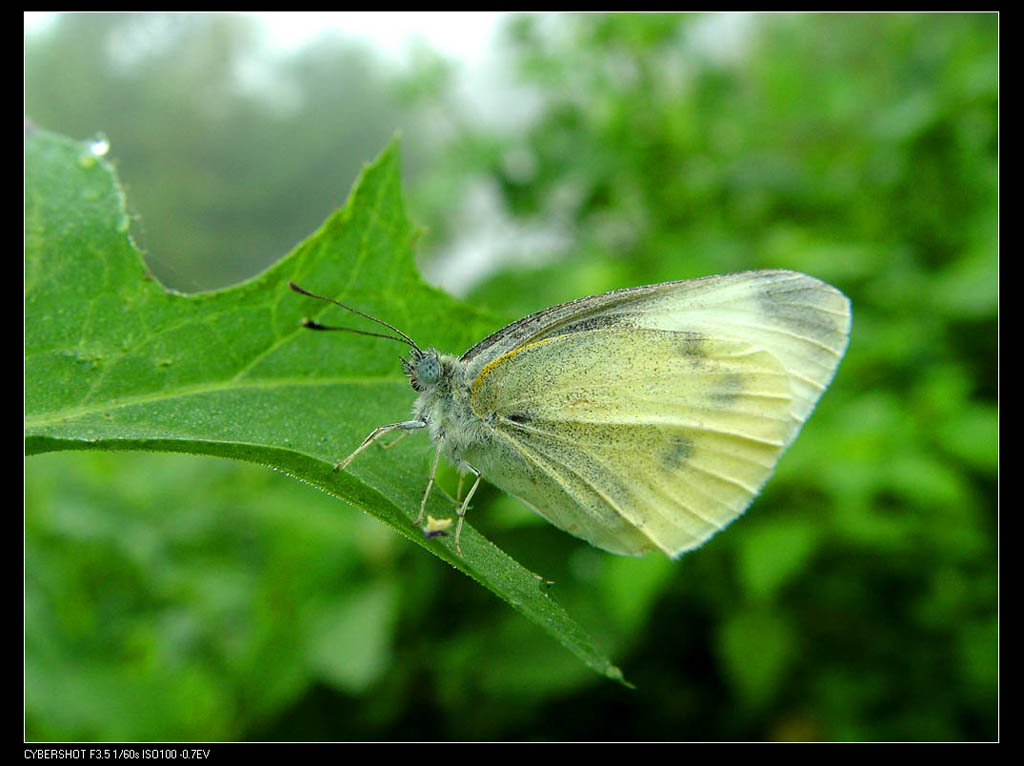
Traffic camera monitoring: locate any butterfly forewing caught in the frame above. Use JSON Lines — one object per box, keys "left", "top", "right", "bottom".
{"left": 463, "top": 270, "right": 850, "bottom": 425}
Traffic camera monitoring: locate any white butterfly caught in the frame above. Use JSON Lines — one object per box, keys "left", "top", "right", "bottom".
{"left": 291, "top": 269, "right": 851, "bottom": 558}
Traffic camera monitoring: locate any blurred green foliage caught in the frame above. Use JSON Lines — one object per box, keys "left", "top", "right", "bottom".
{"left": 26, "top": 13, "right": 996, "bottom": 741}
{"left": 25, "top": 13, "right": 425, "bottom": 292}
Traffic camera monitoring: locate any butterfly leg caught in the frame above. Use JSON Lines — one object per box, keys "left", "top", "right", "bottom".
{"left": 414, "top": 442, "right": 444, "bottom": 527}
{"left": 334, "top": 419, "right": 425, "bottom": 472}
{"left": 377, "top": 431, "right": 408, "bottom": 450}
{"left": 420, "top": 469, "right": 463, "bottom": 515}
{"left": 455, "top": 472, "right": 465, "bottom": 504}
{"left": 454, "top": 465, "right": 482, "bottom": 556}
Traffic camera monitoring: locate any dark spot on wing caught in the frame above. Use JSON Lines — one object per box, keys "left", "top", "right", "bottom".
{"left": 756, "top": 276, "right": 835, "bottom": 336}
{"left": 662, "top": 435, "right": 695, "bottom": 470}
{"left": 676, "top": 332, "right": 708, "bottom": 366}
{"left": 709, "top": 372, "right": 744, "bottom": 405}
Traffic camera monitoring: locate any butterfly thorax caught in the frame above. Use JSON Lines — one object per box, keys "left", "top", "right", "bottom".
{"left": 407, "top": 349, "right": 490, "bottom": 472}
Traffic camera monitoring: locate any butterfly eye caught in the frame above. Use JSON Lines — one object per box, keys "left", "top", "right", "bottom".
{"left": 416, "top": 354, "right": 441, "bottom": 387}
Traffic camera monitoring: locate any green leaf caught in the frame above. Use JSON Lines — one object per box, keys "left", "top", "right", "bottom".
{"left": 25, "top": 127, "right": 627, "bottom": 686}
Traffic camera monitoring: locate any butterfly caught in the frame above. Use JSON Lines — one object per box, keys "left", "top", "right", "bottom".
{"left": 290, "top": 269, "right": 850, "bottom": 558}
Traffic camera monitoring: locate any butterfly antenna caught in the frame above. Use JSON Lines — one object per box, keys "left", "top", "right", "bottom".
{"left": 288, "top": 282, "right": 419, "bottom": 350}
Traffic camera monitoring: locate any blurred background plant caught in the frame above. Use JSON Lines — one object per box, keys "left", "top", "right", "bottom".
{"left": 25, "top": 12, "right": 997, "bottom": 741}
